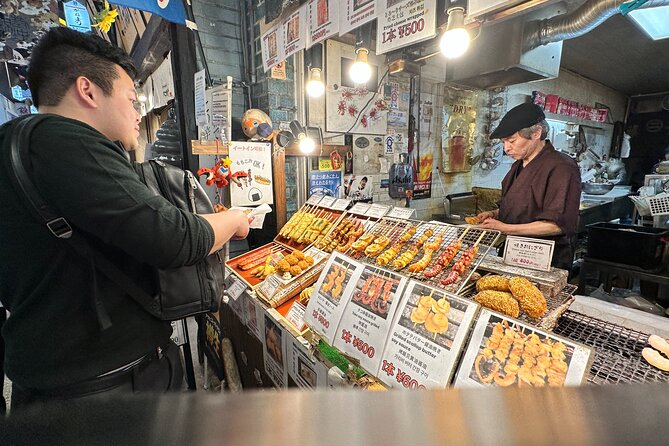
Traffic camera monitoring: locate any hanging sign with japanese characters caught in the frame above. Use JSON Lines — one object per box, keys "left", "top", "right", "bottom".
{"left": 261, "top": 24, "right": 285, "bottom": 72}
{"left": 228, "top": 141, "right": 273, "bottom": 206}
{"left": 283, "top": 5, "right": 308, "bottom": 60}
{"left": 340, "top": 0, "right": 377, "bottom": 35}
{"left": 333, "top": 265, "right": 408, "bottom": 375}
{"left": 376, "top": 0, "right": 437, "bottom": 55}
{"left": 307, "top": 0, "right": 340, "bottom": 48}
{"left": 378, "top": 281, "right": 478, "bottom": 389}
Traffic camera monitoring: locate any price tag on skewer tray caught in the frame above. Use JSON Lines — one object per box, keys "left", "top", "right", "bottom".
{"left": 366, "top": 204, "right": 391, "bottom": 218}
{"left": 304, "top": 252, "right": 366, "bottom": 344}
{"left": 332, "top": 198, "right": 352, "bottom": 211}
{"left": 306, "top": 194, "right": 324, "bottom": 205}
{"left": 377, "top": 281, "right": 479, "bottom": 389}
{"left": 318, "top": 196, "right": 337, "bottom": 208}
{"left": 332, "top": 265, "right": 409, "bottom": 375}
{"left": 285, "top": 301, "right": 308, "bottom": 333}
{"left": 349, "top": 202, "right": 371, "bottom": 216}
{"left": 387, "top": 207, "right": 416, "bottom": 220}
{"left": 454, "top": 309, "right": 594, "bottom": 389}
{"left": 226, "top": 274, "right": 248, "bottom": 301}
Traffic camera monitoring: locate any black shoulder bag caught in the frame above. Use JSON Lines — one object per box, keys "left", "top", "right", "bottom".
{"left": 7, "top": 115, "right": 223, "bottom": 326}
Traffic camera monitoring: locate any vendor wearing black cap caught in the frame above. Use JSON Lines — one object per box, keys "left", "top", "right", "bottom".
{"left": 476, "top": 102, "right": 581, "bottom": 270}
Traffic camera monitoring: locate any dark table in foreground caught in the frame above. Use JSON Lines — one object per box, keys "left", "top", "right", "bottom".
{"left": 2, "top": 383, "right": 669, "bottom": 445}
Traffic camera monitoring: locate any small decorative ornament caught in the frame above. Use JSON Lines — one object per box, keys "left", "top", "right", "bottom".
{"left": 93, "top": 1, "right": 119, "bottom": 34}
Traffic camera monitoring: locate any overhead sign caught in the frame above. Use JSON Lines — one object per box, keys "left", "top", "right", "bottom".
{"left": 376, "top": 0, "right": 437, "bottom": 55}
{"left": 261, "top": 23, "right": 285, "bottom": 72}
{"left": 340, "top": 0, "right": 377, "bottom": 35}
{"left": 63, "top": 1, "right": 92, "bottom": 33}
{"left": 307, "top": 0, "right": 340, "bottom": 47}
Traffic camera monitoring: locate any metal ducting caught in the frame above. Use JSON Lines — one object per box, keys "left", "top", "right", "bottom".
{"left": 525, "top": 0, "right": 669, "bottom": 49}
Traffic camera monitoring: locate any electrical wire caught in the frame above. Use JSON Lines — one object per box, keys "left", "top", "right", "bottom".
{"left": 323, "top": 67, "right": 391, "bottom": 140}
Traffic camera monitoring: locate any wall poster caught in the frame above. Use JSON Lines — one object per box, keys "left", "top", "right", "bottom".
{"left": 376, "top": 0, "right": 437, "bottom": 55}
{"left": 441, "top": 88, "right": 478, "bottom": 173}
{"left": 307, "top": 0, "right": 340, "bottom": 47}
{"left": 340, "top": 0, "right": 377, "bottom": 35}
{"left": 228, "top": 141, "right": 274, "bottom": 206}
{"left": 283, "top": 5, "right": 308, "bottom": 60}
{"left": 261, "top": 24, "right": 285, "bottom": 72}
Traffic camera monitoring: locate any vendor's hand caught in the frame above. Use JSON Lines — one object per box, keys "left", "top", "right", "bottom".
{"left": 476, "top": 210, "right": 497, "bottom": 222}
{"left": 229, "top": 210, "right": 251, "bottom": 239}
{"left": 478, "top": 217, "right": 506, "bottom": 232}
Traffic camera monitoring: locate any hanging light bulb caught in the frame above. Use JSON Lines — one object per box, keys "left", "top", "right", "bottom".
{"left": 299, "top": 136, "right": 316, "bottom": 154}
{"left": 290, "top": 120, "right": 316, "bottom": 154}
{"left": 349, "top": 48, "right": 372, "bottom": 84}
{"left": 440, "top": 7, "right": 470, "bottom": 59}
{"left": 306, "top": 68, "right": 325, "bottom": 98}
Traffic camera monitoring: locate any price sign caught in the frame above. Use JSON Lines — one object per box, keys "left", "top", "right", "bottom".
{"left": 503, "top": 236, "right": 555, "bottom": 272}
{"left": 366, "top": 204, "right": 391, "bottom": 218}
{"left": 319, "top": 159, "right": 333, "bottom": 171}
{"left": 318, "top": 196, "right": 337, "bottom": 208}
{"left": 306, "top": 194, "right": 323, "bottom": 205}
{"left": 349, "top": 202, "right": 371, "bottom": 215}
{"left": 388, "top": 207, "right": 416, "bottom": 219}
{"left": 285, "top": 301, "right": 307, "bottom": 333}
{"left": 258, "top": 275, "right": 282, "bottom": 299}
{"left": 227, "top": 276, "right": 247, "bottom": 301}
{"left": 332, "top": 198, "right": 351, "bottom": 211}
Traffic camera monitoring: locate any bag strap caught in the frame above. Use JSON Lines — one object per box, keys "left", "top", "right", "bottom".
{"left": 8, "top": 115, "right": 159, "bottom": 326}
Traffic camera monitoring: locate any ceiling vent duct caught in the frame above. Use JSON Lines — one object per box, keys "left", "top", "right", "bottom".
{"left": 444, "top": 12, "right": 562, "bottom": 89}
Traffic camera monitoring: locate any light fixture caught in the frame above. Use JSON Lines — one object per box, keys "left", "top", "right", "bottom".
{"left": 440, "top": 6, "right": 470, "bottom": 59}
{"left": 137, "top": 91, "right": 148, "bottom": 103}
{"left": 306, "top": 68, "right": 325, "bottom": 97}
{"left": 350, "top": 48, "right": 372, "bottom": 84}
{"left": 289, "top": 120, "right": 316, "bottom": 154}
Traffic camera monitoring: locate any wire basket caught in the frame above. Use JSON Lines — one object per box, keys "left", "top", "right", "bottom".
{"left": 647, "top": 194, "right": 669, "bottom": 216}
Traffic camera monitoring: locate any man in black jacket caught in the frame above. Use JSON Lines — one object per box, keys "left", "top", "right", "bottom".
{"left": 0, "top": 28, "right": 250, "bottom": 409}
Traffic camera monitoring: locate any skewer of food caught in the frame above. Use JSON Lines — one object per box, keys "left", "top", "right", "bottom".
{"left": 279, "top": 205, "right": 313, "bottom": 238}
{"left": 440, "top": 231, "right": 487, "bottom": 286}
{"left": 423, "top": 227, "right": 470, "bottom": 278}
{"left": 407, "top": 228, "right": 444, "bottom": 273}
{"left": 236, "top": 245, "right": 282, "bottom": 271}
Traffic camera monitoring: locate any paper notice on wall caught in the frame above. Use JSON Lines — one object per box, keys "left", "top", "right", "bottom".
{"left": 340, "top": 0, "right": 377, "bottom": 35}
{"left": 194, "top": 69, "right": 207, "bottom": 126}
{"left": 376, "top": 0, "right": 437, "bottom": 55}
{"left": 307, "top": 0, "right": 340, "bottom": 48}
{"left": 261, "top": 24, "right": 285, "bottom": 72}
{"left": 228, "top": 141, "right": 273, "bottom": 206}
{"left": 283, "top": 5, "right": 308, "bottom": 60}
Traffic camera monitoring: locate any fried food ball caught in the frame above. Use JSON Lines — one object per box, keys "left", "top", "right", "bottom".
{"left": 290, "top": 265, "right": 302, "bottom": 276}
{"left": 284, "top": 254, "right": 298, "bottom": 266}
{"left": 292, "top": 250, "right": 305, "bottom": 260}
{"left": 476, "top": 275, "right": 511, "bottom": 292}
{"left": 297, "top": 260, "right": 309, "bottom": 270}
{"left": 509, "top": 277, "right": 547, "bottom": 318}
{"left": 474, "top": 290, "right": 520, "bottom": 318}
{"left": 304, "top": 256, "right": 314, "bottom": 266}
{"left": 276, "top": 259, "right": 290, "bottom": 273}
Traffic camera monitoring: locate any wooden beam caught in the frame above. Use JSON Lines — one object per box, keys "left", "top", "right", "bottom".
{"left": 272, "top": 141, "right": 287, "bottom": 229}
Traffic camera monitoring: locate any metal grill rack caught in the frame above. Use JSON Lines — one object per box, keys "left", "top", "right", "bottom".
{"left": 554, "top": 310, "right": 669, "bottom": 385}
{"left": 372, "top": 220, "right": 445, "bottom": 271}
{"left": 345, "top": 217, "right": 420, "bottom": 261}
{"left": 647, "top": 195, "right": 669, "bottom": 216}
{"left": 316, "top": 214, "right": 377, "bottom": 254}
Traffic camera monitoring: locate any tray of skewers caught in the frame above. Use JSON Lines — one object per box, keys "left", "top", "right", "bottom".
{"left": 276, "top": 203, "right": 345, "bottom": 251}
{"left": 344, "top": 217, "right": 420, "bottom": 262}
{"left": 314, "top": 214, "right": 373, "bottom": 254}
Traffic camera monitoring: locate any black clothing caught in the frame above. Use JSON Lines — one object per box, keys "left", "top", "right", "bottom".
{"left": 0, "top": 115, "right": 214, "bottom": 390}
{"left": 499, "top": 141, "right": 581, "bottom": 270}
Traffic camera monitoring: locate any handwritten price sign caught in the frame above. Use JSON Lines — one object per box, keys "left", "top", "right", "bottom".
{"left": 503, "top": 236, "right": 555, "bottom": 271}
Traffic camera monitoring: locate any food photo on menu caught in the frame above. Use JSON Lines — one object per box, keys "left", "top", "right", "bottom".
{"left": 351, "top": 267, "right": 401, "bottom": 319}
{"left": 265, "top": 316, "right": 284, "bottom": 366}
{"left": 398, "top": 284, "right": 470, "bottom": 350}
{"left": 298, "top": 357, "right": 317, "bottom": 388}
{"left": 468, "top": 316, "right": 574, "bottom": 387}
{"left": 320, "top": 256, "right": 356, "bottom": 305}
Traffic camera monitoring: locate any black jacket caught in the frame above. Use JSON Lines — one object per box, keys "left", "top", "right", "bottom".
{"left": 0, "top": 115, "right": 214, "bottom": 390}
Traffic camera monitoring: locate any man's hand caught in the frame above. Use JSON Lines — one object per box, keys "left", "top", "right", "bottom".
{"left": 479, "top": 217, "right": 507, "bottom": 232}
{"left": 476, "top": 210, "right": 498, "bottom": 222}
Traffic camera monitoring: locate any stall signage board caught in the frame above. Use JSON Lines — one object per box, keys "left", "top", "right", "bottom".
{"left": 307, "top": 0, "right": 340, "bottom": 48}
{"left": 503, "top": 236, "right": 555, "bottom": 272}
{"left": 287, "top": 336, "right": 330, "bottom": 388}
{"left": 454, "top": 309, "right": 594, "bottom": 389}
{"left": 263, "top": 312, "right": 288, "bottom": 388}
{"left": 309, "top": 171, "right": 342, "bottom": 197}
{"left": 332, "top": 198, "right": 351, "bottom": 211}
{"left": 340, "top": 0, "right": 377, "bottom": 35}
{"left": 349, "top": 202, "right": 371, "bottom": 215}
{"left": 366, "top": 204, "right": 391, "bottom": 218}
{"left": 63, "top": 1, "right": 92, "bottom": 33}
{"left": 228, "top": 141, "right": 274, "bottom": 206}
{"left": 304, "top": 252, "right": 365, "bottom": 344}
{"left": 333, "top": 265, "right": 408, "bottom": 375}
{"left": 306, "top": 194, "right": 324, "bottom": 205}
{"left": 194, "top": 69, "right": 207, "bottom": 126}
{"left": 376, "top": 0, "right": 437, "bottom": 55}
{"left": 387, "top": 207, "right": 416, "bottom": 220}
{"left": 378, "top": 281, "right": 478, "bottom": 389}
{"left": 245, "top": 293, "right": 265, "bottom": 340}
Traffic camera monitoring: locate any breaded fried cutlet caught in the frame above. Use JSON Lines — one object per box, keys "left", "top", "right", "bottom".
{"left": 509, "top": 277, "right": 547, "bottom": 318}
{"left": 474, "top": 290, "right": 520, "bottom": 318}
{"left": 476, "top": 275, "right": 511, "bottom": 292}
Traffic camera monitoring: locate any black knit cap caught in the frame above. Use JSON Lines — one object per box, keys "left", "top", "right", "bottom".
{"left": 490, "top": 102, "right": 545, "bottom": 139}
